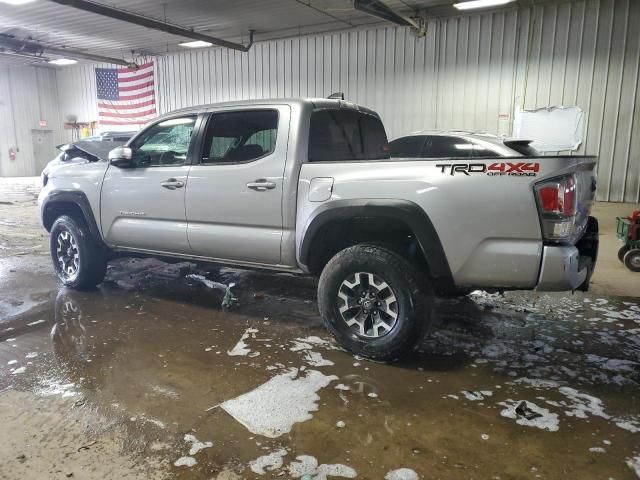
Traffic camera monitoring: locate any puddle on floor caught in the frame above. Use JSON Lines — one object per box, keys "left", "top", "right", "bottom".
{"left": 0, "top": 258, "right": 638, "bottom": 479}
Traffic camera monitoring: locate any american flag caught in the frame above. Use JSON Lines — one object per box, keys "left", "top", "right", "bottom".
{"left": 95, "top": 61, "right": 156, "bottom": 125}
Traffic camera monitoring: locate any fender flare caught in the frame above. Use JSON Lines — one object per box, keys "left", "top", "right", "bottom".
{"left": 299, "top": 199, "right": 454, "bottom": 289}
{"left": 41, "top": 190, "right": 102, "bottom": 241}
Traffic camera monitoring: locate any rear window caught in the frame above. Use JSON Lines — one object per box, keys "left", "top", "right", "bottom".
{"left": 389, "top": 136, "right": 428, "bottom": 158}
{"left": 308, "top": 109, "right": 389, "bottom": 162}
{"left": 424, "top": 136, "right": 472, "bottom": 158}
{"left": 504, "top": 140, "right": 539, "bottom": 156}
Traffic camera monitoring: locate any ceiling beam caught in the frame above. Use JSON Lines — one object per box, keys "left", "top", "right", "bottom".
{"left": 47, "top": 0, "right": 255, "bottom": 52}
{"left": 0, "top": 35, "right": 132, "bottom": 66}
{"left": 353, "top": 0, "right": 418, "bottom": 28}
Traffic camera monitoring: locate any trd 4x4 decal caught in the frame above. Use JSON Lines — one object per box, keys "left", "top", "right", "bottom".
{"left": 435, "top": 162, "right": 540, "bottom": 177}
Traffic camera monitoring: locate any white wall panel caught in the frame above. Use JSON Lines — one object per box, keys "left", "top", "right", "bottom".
{"left": 50, "top": 0, "right": 639, "bottom": 201}
{"left": 0, "top": 67, "right": 64, "bottom": 177}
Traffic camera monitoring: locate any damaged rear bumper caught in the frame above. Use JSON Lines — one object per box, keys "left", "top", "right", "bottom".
{"left": 536, "top": 216, "right": 599, "bottom": 292}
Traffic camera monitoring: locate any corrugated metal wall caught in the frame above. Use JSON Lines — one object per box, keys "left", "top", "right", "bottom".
{"left": 51, "top": 0, "right": 640, "bottom": 202}
{"left": 0, "top": 67, "right": 64, "bottom": 177}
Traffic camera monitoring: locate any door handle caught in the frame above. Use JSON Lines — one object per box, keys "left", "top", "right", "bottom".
{"left": 161, "top": 178, "right": 185, "bottom": 190}
{"left": 247, "top": 179, "right": 276, "bottom": 191}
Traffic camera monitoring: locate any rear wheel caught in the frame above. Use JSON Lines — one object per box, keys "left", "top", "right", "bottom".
{"left": 623, "top": 249, "right": 640, "bottom": 272}
{"left": 618, "top": 245, "right": 630, "bottom": 262}
{"left": 50, "top": 215, "right": 107, "bottom": 290}
{"left": 317, "top": 244, "right": 432, "bottom": 361}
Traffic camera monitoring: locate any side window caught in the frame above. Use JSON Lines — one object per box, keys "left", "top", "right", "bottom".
{"left": 424, "top": 136, "right": 472, "bottom": 158}
{"left": 308, "top": 109, "right": 389, "bottom": 162}
{"left": 389, "top": 136, "right": 428, "bottom": 158}
{"left": 129, "top": 116, "right": 196, "bottom": 167}
{"left": 201, "top": 110, "right": 279, "bottom": 164}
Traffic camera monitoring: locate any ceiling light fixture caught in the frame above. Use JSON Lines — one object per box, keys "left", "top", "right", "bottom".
{"left": 0, "top": 0, "right": 37, "bottom": 5}
{"left": 453, "top": 0, "right": 515, "bottom": 10}
{"left": 179, "top": 40, "right": 213, "bottom": 48}
{"left": 48, "top": 58, "right": 78, "bottom": 65}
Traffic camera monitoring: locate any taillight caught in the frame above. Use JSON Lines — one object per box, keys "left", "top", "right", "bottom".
{"left": 535, "top": 175, "right": 577, "bottom": 242}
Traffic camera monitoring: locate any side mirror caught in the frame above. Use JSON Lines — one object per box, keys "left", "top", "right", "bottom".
{"left": 108, "top": 146, "right": 133, "bottom": 168}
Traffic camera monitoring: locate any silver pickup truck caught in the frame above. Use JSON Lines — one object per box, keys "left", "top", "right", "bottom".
{"left": 39, "top": 98, "right": 598, "bottom": 360}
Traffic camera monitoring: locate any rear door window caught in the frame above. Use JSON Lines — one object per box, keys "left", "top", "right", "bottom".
{"left": 424, "top": 136, "right": 472, "bottom": 158}
{"left": 308, "top": 109, "right": 389, "bottom": 161}
{"left": 201, "top": 110, "right": 278, "bottom": 164}
{"left": 389, "top": 136, "right": 428, "bottom": 158}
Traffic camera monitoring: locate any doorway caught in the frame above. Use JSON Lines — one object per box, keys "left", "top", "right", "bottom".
{"left": 31, "top": 129, "right": 54, "bottom": 175}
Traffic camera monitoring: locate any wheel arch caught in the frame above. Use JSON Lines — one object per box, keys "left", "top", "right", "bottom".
{"left": 299, "top": 199, "right": 455, "bottom": 293}
{"left": 42, "top": 190, "right": 102, "bottom": 242}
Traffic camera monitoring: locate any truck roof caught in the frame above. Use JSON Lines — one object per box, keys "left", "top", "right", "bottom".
{"left": 155, "top": 97, "right": 381, "bottom": 120}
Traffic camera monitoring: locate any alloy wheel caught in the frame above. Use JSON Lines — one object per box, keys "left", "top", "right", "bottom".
{"left": 337, "top": 272, "right": 399, "bottom": 338}
{"left": 56, "top": 230, "right": 80, "bottom": 279}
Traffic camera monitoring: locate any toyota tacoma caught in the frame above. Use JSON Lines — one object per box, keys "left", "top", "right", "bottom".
{"left": 39, "top": 98, "right": 599, "bottom": 360}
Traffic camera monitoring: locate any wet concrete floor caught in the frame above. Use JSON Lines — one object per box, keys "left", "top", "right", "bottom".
{"left": 0, "top": 253, "right": 639, "bottom": 479}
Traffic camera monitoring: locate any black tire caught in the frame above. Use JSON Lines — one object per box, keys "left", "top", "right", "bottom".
{"left": 623, "top": 249, "right": 640, "bottom": 272}
{"left": 317, "top": 244, "right": 432, "bottom": 361}
{"left": 50, "top": 215, "right": 107, "bottom": 290}
{"left": 618, "top": 245, "right": 630, "bottom": 263}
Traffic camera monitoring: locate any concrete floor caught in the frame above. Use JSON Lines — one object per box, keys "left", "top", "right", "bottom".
{"left": 0, "top": 179, "right": 639, "bottom": 479}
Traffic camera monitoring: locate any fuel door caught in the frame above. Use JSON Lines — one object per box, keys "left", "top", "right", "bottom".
{"left": 308, "top": 177, "right": 334, "bottom": 202}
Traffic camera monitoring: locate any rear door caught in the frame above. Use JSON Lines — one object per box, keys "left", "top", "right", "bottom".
{"left": 185, "top": 106, "right": 290, "bottom": 265}
{"left": 100, "top": 115, "right": 199, "bottom": 253}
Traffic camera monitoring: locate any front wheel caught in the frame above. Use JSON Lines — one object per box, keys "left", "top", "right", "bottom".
{"left": 50, "top": 215, "right": 107, "bottom": 290}
{"left": 317, "top": 244, "right": 432, "bottom": 361}
{"left": 623, "top": 249, "right": 640, "bottom": 272}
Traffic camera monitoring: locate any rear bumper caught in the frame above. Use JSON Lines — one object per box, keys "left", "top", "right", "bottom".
{"left": 536, "top": 216, "right": 599, "bottom": 292}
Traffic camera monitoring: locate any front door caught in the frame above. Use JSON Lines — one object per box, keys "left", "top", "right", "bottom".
{"left": 100, "top": 115, "right": 198, "bottom": 254}
{"left": 185, "top": 106, "right": 290, "bottom": 265}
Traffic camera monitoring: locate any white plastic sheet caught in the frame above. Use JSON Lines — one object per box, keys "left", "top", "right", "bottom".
{"left": 513, "top": 106, "right": 584, "bottom": 152}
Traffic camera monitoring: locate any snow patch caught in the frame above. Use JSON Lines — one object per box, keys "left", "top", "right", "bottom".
{"left": 174, "top": 456, "right": 197, "bottom": 467}
{"left": 626, "top": 456, "right": 640, "bottom": 478}
{"left": 302, "top": 350, "right": 334, "bottom": 367}
{"left": 249, "top": 448, "right": 288, "bottom": 475}
{"left": 461, "top": 390, "right": 492, "bottom": 401}
{"left": 221, "top": 369, "right": 337, "bottom": 438}
{"left": 385, "top": 468, "right": 419, "bottom": 480}
{"left": 288, "top": 455, "right": 356, "bottom": 479}
{"left": 184, "top": 433, "right": 213, "bottom": 455}
{"left": 228, "top": 328, "right": 259, "bottom": 356}
{"left": 499, "top": 400, "right": 559, "bottom": 431}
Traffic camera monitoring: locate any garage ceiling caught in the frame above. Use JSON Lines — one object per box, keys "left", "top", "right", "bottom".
{"left": 0, "top": 0, "right": 436, "bottom": 65}
{"left": 0, "top": 0, "right": 557, "bottom": 67}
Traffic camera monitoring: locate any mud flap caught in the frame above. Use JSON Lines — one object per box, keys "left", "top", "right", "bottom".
{"left": 576, "top": 216, "right": 599, "bottom": 292}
